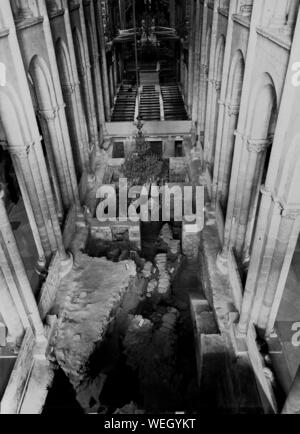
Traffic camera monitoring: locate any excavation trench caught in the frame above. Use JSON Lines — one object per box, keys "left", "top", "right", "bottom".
{"left": 44, "top": 222, "right": 215, "bottom": 414}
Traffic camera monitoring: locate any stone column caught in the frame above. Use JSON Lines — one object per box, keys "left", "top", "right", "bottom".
{"left": 257, "top": 208, "right": 300, "bottom": 332}
{"left": 11, "top": 147, "right": 53, "bottom": 258}
{"left": 11, "top": 153, "right": 47, "bottom": 265}
{"left": 197, "top": 0, "right": 209, "bottom": 139}
{"left": 204, "top": 2, "right": 219, "bottom": 168}
{"left": 31, "top": 138, "right": 73, "bottom": 263}
{"left": 35, "top": 113, "right": 64, "bottom": 221}
{"left": 40, "top": 0, "right": 81, "bottom": 210}
{"left": 218, "top": 0, "right": 263, "bottom": 266}
{"left": 206, "top": 79, "right": 222, "bottom": 168}
{"left": 37, "top": 107, "right": 72, "bottom": 211}
{"left": 0, "top": 187, "right": 45, "bottom": 340}
{"left": 212, "top": 0, "right": 236, "bottom": 204}
{"left": 218, "top": 103, "right": 240, "bottom": 208}
{"left": 192, "top": 0, "right": 202, "bottom": 123}
{"left": 282, "top": 366, "right": 300, "bottom": 414}
{"left": 0, "top": 265, "right": 24, "bottom": 345}
{"left": 235, "top": 137, "right": 272, "bottom": 258}
{"left": 97, "top": 0, "right": 111, "bottom": 120}
{"left": 63, "top": 0, "right": 90, "bottom": 171}
{"left": 89, "top": 0, "right": 106, "bottom": 137}
{"left": 236, "top": 190, "right": 280, "bottom": 335}
{"left": 187, "top": 0, "right": 196, "bottom": 115}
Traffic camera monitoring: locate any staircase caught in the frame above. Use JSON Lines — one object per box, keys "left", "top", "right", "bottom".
{"left": 111, "top": 84, "right": 137, "bottom": 122}
{"left": 161, "top": 85, "right": 188, "bottom": 120}
{"left": 139, "top": 85, "right": 161, "bottom": 121}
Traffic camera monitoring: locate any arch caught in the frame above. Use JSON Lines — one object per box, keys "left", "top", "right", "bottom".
{"left": 28, "top": 55, "right": 57, "bottom": 112}
{"left": 226, "top": 49, "right": 245, "bottom": 107}
{"left": 246, "top": 73, "right": 278, "bottom": 139}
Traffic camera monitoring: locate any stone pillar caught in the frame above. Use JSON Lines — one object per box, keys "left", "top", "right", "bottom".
{"left": 206, "top": 79, "right": 222, "bottom": 168}
{"left": 282, "top": 366, "right": 300, "bottom": 414}
{"left": 236, "top": 190, "right": 280, "bottom": 335}
{"left": 0, "top": 187, "right": 45, "bottom": 340}
{"left": 197, "top": 0, "right": 209, "bottom": 138}
{"left": 37, "top": 107, "right": 73, "bottom": 211}
{"left": 235, "top": 137, "right": 272, "bottom": 258}
{"left": 218, "top": 103, "right": 240, "bottom": 208}
{"left": 212, "top": 0, "right": 236, "bottom": 204}
{"left": 203, "top": 1, "right": 220, "bottom": 169}
{"left": 187, "top": 0, "right": 196, "bottom": 115}
{"left": 62, "top": 0, "right": 91, "bottom": 171}
{"left": 97, "top": 0, "right": 111, "bottom": 120}
{"left": 11, "top": 153, "right": 47, "bottom": 265}
{"left": 0, "top": 265, "right": 24, "bottom": 345}
{"left": 31, "top": 139, "right": 73, "bottom": 264}
{"left": 218, "top": 0, "right": 264, "bottom": 266}
{"left": 36, "top": 112, "right": 64, "bottom": 221}
{"left": 77, "top": 1, "right": 99, "bottom": 172}
{"left": 40, "top": 0, "right": 82, "bottom": 210}
{"left": 257, "top": 208, "right": 300, "bottom": 332}
{"left": 11, "top": 147, "right": 53, "bottom": 258}
{"left": 88, "top": 0, "right": 106, "bottom": 137}
{"left": 192, "top": 0, "right": 202, "bottom": 123}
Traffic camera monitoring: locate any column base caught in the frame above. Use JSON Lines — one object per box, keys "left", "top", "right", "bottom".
{"left": 60, "top": 252, "right": 74, "bottom": 279}
{"left": 216, "top": 250, "right": 229, "bottom": 275}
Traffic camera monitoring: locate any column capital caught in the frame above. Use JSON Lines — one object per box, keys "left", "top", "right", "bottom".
{"left": 38, "top": 108, "right": 58, "bottom": 121}
{"left": 9, "top": 143, "right": 32, "bottom": 158}
{"left": 227, "top": 103, "right": 239, "bottom": 116}
{"left": 214, "top": 80, "right": 222, "bottom": 91}
{"left": 246, "top": 137, "right": 273, "bottom": 153}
